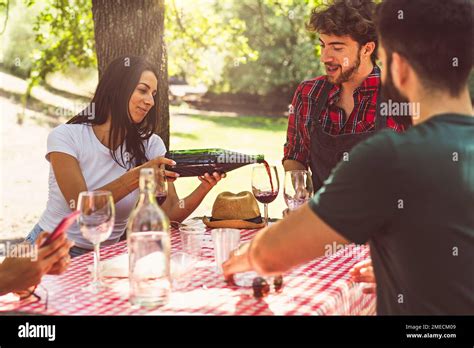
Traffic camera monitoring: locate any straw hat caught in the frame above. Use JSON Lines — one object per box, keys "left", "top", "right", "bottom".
{"left": 203, "top": 191, "right": 265, "bottom": 229}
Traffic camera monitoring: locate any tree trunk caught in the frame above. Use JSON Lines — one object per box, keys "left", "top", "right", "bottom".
{"left": 92, "top": 0, "right": 169, "bottom": 148}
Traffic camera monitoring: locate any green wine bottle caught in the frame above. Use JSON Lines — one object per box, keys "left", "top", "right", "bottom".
{"left": 165, "top": 148, "right": 265, "bottom": 177}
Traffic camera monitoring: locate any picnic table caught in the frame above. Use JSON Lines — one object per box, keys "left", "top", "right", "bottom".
{"left": 0, "top": 222, "right": 375, "bottom": 315}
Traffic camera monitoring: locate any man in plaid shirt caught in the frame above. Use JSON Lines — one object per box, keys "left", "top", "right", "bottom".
{"left": 225, "top": 0, "right": 474, "bottom": 315}
{"left": 283, "top": 0, "right": 409, "bottom": 191}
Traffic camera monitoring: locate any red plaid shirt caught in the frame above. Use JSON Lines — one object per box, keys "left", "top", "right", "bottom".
{"left": 283, "top": 66, "right": 405, "bottom": 167}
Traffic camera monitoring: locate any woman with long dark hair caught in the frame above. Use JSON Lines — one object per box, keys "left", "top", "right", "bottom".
{"left": 25, "top": 56, "right": 224, "bottom": 257}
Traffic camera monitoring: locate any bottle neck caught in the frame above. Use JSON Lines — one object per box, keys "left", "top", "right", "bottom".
{"left": 137, "top": 189, "right": 158, "bottom": 207}
{"left": 255, "top": 154, "right": 265, "bottom": 163}
{"left": 137, "top": 169, "right": 158, "bottom": 207}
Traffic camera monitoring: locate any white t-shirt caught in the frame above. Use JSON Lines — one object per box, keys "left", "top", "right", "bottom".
{"left": 38, "top": 124, "right": 167, "bottom": 249}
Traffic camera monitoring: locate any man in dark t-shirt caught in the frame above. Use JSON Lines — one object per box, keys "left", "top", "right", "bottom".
{"left": 223, "top": 0, "right": 473, "bottom": 315}
{"left": 309, "top": 114, "right": 474, "bottom": 314}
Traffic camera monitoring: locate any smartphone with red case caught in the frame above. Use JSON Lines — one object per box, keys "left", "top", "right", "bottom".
{"left": 40, "top": 210, "right": 80, "bottom": 247}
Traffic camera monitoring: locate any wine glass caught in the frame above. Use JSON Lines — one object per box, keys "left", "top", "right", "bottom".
{"left": 284, "top": 170, "right": 313, "bottom": 211}
{"left": 155, "top": 166, "right": 168, "bottom": 206}
{"left": 77, "top": 190, "right": 115, "bottom": 293}
{"left": 252, "top": 164, "right": 280, "bottom": 226}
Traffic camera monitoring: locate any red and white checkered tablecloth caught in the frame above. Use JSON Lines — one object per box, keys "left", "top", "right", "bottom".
{"left": 0, "top": 226, "right": 375, "bottom": 315}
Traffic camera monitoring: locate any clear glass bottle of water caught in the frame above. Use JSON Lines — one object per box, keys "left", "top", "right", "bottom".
{"left": 127, "top": 168, "right": 171, "bottom": 307}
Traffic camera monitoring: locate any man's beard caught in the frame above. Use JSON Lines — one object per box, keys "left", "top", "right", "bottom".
{"left": 326, "top": 53, "right": 361, "bottom": 85}
{"left": 381, "top": 53, "right": 413, "bottom": 128}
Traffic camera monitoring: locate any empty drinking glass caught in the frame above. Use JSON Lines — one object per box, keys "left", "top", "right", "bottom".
{"left": 170, "top": 252, "right": 196, "bottom": 290}
{"left": 77, "top": 190, "right": 115, "bottom": 293}
{"left": 180, "top": 226, "right": 206, "bottom": 258}
{"left": 212, "top": 228, "right": 240, "bottom": 274}
{"left": 283, "top": 170, "right": 313, "bottom": 211}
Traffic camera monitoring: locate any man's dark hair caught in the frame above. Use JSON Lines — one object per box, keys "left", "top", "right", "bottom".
{"left": 375, "top": 0, "right": 473, "bottom": 97}
{"left": 308, "top": 0, "right": 378, "bottom": 64}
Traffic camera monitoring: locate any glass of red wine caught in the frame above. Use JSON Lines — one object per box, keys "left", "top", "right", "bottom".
{"left": 155, "top": 167, "right": 168, "bottom": 206}
{"left": 252, "top": 164, "right": 279, "bottom": 226}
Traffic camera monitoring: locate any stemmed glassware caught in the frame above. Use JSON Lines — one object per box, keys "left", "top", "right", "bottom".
{"left": 77, "top": 190, "right": 115, "bottom": 293}
{"left": 251, "top": 164, "right": 280, "bottom": 226}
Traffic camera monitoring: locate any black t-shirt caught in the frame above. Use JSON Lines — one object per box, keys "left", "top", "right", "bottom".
{"left": 309, "top": 114, "right": 474, "bottom": 315}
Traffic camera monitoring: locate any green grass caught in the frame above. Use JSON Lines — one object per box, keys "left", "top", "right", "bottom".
{"left": 170, "top": 131, "right": 199, "bottom": 140}
{"left": 183, "top": 114, "right": 288, "bottom": 132}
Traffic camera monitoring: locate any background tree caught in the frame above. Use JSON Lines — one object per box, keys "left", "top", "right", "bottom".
{"left": 23, "top": 0, "right": 96, "bottom": 93}
{"left": 165, "top": 0, "right": 257, "bottom": 87}
{"left": 2, "top": 0, "right": 473, "bottom": 119}
{"left": 217, "top": 0, "right": 324, "bottom": 97}
{"left": 92, "top": 0, "right": 169, "bottom": 147}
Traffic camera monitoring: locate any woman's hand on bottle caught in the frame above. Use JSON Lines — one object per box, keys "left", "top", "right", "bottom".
{"left": 198, "top": 172, "right": 226, "bottom": 192}
{"left": 141, "top": 157, "right": 179, "bottom": 182}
